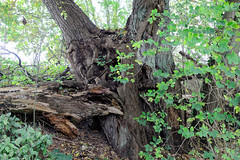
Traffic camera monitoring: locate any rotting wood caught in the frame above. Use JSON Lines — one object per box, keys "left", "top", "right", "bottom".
{"left": 44, "top": 113, "right": 80, "bottom": 138}
{"left": 0, "top": 81, "right": 124, "bottom": 138}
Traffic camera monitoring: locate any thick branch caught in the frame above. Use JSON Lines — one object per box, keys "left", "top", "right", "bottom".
{"left": 126, "top": 0, "right": 165, "bottom": 41}
{"left": 224, "top": 0, "right": 240, "bottom": 55}
{"left": 42, "top": 0, "right": 99, "bottom": 44}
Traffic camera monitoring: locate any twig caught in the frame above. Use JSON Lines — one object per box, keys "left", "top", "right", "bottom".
{"left": 179, "top": 51, "right": 198, "bottom": 64}
{"left": 173, "top": 121, "right": 200, "bottom": 157}
{"left": 52, "top": 136, "right": 76, "bottom": 143}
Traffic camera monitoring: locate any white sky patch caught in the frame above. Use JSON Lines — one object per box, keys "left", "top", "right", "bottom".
{"left": 0, "top": 42, "right": 45, "bottom": 65}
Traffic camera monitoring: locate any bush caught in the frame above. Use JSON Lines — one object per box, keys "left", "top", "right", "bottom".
{"left": 0, "top": 113, "right": 52, "bottom": 159}
{"left": 134, "top": 0, "right": 240, "bottom": 159}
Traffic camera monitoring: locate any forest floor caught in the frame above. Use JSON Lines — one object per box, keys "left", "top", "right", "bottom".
{"left": 33, "top": 115, "right": 122, "bottom": 160}
{"left": 24, "top": 114, "right": 190, "bottom": 160}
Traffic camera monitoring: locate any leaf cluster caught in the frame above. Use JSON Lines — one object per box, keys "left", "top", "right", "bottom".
{"left": 0, "top": 113, "right": 51, "bottom": 159}
{"left": 0, "top": 113, "right": 73, "bottom": 159}
{"left": 134, "top": 0, "right": 240, "bottom": 159}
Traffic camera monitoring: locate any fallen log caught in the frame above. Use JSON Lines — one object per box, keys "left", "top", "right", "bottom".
{"left": 0, "top": 81, "right": 123, "bottom": 138}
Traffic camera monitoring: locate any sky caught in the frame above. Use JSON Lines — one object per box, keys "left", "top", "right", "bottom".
{"left": 0, "top": 42, "right": 45, "bottom": 65}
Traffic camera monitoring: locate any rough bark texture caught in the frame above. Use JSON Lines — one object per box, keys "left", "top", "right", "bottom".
{"left": 0, "top": 82, "right": 123, "bottom": 136}
{"left": 42, "top": 0, "right": 179, "bottom": 159}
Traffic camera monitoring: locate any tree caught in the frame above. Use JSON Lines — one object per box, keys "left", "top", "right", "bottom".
{"left": 41, "top": 0, "right": 179, "bottom": 159}
{"left": 2, "top": 0, "right": 238, "bottom": 159}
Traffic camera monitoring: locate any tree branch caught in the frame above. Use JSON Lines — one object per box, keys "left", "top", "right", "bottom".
{"left": 0, "top": 46, "right": 36, "bottom": 81}
{"left": 178, "top": 51, "right": 198, "bottom": 64}
{"left": 163, "top": 73, "right": 203, "bottom": 83}
{"left": 126, "top": 0, "right": 165, "bottom": 41}
{"left": 42, "top": 0, "right": 99, "bottom": 44}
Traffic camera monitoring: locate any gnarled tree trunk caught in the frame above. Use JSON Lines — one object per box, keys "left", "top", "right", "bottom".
{"left": 42, "top": 0, "right": 181, "bottom": 159}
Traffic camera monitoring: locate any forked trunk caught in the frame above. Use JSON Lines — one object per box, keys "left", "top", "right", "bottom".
{"left": 42, "top": 0, "right": 183, "bottom": 159}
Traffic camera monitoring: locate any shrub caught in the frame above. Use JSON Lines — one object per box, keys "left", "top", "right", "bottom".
{"left": 0, "top": 113, "right": 52, "bottom": 159}
{"left": 134, "top": 0, "right": 240, "bottom": 159}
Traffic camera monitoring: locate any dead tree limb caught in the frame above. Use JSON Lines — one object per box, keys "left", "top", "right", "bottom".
{"left": 54, "top": 66, "right": 70, "bottom": 80}
{"left": 0, "top": 46, "right": 36, "bottom": 81}
{"left": 179, "top": 51, "right": 198, "bottom": 64}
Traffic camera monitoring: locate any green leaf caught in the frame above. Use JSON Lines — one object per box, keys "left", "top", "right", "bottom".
{"left": 14, "top": 137, "right": 23, "bottom": 146}
{"left": 216, "top": 20, "right": 226, "bottom": 26}
{"left": 3, "top": 119, "right": 8, "bottom": 125}
{"left": 156, "top": 82, "right": 169, "bottom": 90}
{"left": 203, "top": 151, "right": 215, "bottom": 160}
{"left": 227, "top": 81, "right": 236, "bottom": 89}
{"left": 206, "top": 27, "right": 215, "bottom": 34}
{"left": 51, "top": 149, "right": 73, "bottom": 160}
{"left": 132, "top": 40, "right": 143, "bottom": 49}
{"left": 232, "top": 24, "right": 240, "bottom": 29}
{"left": 225, "top": 28, "right": 235, "bottom": 36}
{"left": 209, "top": 130, "right": 219, "bottom": 138}
{"left": 235, "top": 106, "right": 240, "bottom": 113}
{"left": 227, "top": 52, "right": 239, "bottom": 64}
{"left": 216, "top": 81, "right": 224, "bottom": 88}
{"left": 153, "top": 70, "right": 169, "bottom": 78}
{"left": 212, "top": 53, "right": 222, "bottom": 63}
{"left": 196, "top": 111, "right": 205, "bottom": 121}
{"left": 231, "top": 96, "right": 240, "bottom": 107}
{"left": 192, "top": 103, "right": 202, "bottom": 111}
{"left": 145, "top": 144, "right": 153, "bottom": 152}
{"left": 213, "top": 112, "right": 224, "bottom": 121}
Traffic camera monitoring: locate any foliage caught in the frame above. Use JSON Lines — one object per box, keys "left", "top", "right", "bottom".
{"left": 0, "top": 113, "right": 73, "bottom": 160}
{"left": 110, "top": 50, "right": 135, "bottom": 84}
{"left": 135, "top": 111, "right": 168, "bottom": 159}
{"left": 96, "top": 55, "right": 113, "bottom": 67}
{"left": 0, "top": 0, "right": 63, "bottom": 59}
{"left": 98, "top": 0, "right": 131, "bottom": 29}
{"left": 0, "top": 56, "right": 34, "bottom": 86}
{"left": 0, "top": 0, "right": 239, "bottom": 159}
{"left": 0, "top": 56, "right": 70, "bottom": 87}
{"left": 148, "top": 9, "right": 161, "bottom": 24}
{"left": 0, "top": 0, "right": 132, "bottom": 56}
{"left": 0, "top": 113, "right": 51, "bottom": 159}
{"left": 39, "top": 60, "right": 70, "bottom": 81}
{"left": 49, "top": 149, "right": 73, "bottom": 160}
{"left": 133, "top": 0, "right": 240, "bottom": 159}
{"left": 0, "top": 0, "right": 68, "bottom": 86}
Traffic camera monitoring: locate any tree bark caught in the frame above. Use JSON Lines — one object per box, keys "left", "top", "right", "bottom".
{"left": 42, "top": 0, "right": 179, "bottom": 159}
